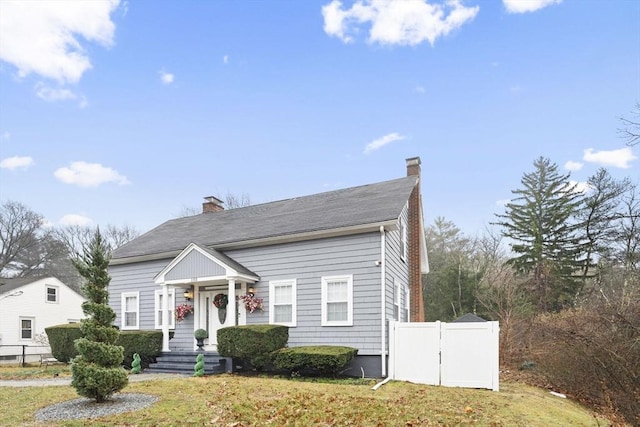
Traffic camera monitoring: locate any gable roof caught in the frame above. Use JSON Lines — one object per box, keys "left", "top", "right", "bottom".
{"left": 112, "top": 176, "right": 419, "bottom": 263}
{"left": 0, "top": 276, "right": 84, "bottom": 297}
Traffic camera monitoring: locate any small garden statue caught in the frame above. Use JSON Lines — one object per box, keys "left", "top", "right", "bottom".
{"left": 194, "top": 353, "right": 205, "bottom": 377}
{"left": 131, "top": 353, "right": 142, "bottom": 374}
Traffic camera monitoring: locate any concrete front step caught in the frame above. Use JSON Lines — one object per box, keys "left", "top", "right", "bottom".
{"left": 147, "top": 351, "right": 230, "bottom": 375}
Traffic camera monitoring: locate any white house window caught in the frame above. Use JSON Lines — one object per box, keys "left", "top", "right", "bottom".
{"left": 321, "top": 275, "right": 353, "bottom": 326}
{"left": 155, "top": 288, "right": 175, "bottom": 329}
{"left": 269, "top": 279, "right": 296, "bottom": 327}
{"left": 399, "top": 216, "right": 407, "bottom": 261}
{"left": 46, "top": 286, "right": 58, "bottom": 303}
{"left": 394, "top": 278, "right": 400, "bottom": 321}
{"left": 402, "top": 282, "right": 409, "bottom": 322}
{"left": 20, "top": 317, "right": 34, "bottom": 340}
{"left": 121, "top": 292, "right": 139, "bottom": 330}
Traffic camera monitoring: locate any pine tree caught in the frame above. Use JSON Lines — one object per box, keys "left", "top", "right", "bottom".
{"left": 495, "top": 157, "right": 585, "bottom": 311}
{"left": 71, "top": 229, "right": 128, "bottom": 402}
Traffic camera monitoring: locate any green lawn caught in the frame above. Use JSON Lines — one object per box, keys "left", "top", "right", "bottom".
{"left": 0, "top": 371, "right": 616, "bottom": 426}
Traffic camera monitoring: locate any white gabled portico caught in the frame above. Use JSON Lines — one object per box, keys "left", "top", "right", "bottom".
{"left": 153, "top": 242, "right": 259, "bottom": 352}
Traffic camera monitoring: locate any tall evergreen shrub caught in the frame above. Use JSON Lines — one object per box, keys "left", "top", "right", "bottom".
{"left": 71, "top": 230, "right": 128, "bottom": 402}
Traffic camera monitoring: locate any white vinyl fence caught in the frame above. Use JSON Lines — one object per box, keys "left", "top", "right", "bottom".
{"left": 388, "top": 320, "right": 500, "bottom": 391}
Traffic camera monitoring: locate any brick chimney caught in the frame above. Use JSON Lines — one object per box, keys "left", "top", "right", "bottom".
{"left": 406, "top": 157, "right": 425, "bottom": 322}
{"left": 202, "top": 196, "right": 224, "bottom": 213}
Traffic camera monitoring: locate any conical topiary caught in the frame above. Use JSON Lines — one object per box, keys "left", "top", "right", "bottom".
{"left": 71, "top": 229, "right": 128, "bottom": 402}
{"left": 194, "top": 353, "right": 205, "bottom": 377}
{"left": 131, "top": 353, "right": 142, "bottom": 374}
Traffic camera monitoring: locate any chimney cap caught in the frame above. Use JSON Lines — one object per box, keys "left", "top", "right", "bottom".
{"left": 406, "top": 157, "right": 421, "bottom": 167}
{"left": 203, "top": 196, "right": 224, "bottom": 205}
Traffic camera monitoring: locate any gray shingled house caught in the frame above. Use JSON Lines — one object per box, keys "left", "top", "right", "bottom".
{"left": 108, "top": 157, "right": 428, "bottom": 377}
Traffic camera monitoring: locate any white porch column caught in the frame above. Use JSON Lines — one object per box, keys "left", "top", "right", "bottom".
{"left": 227, "top": 279, "right": 236, "bottom": 326}
{"left": 162, "top": 283, "right": 170, "bottom": 352}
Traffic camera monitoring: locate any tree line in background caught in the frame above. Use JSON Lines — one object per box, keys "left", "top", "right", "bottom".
{"left": 424, "top": 156, "right": 639, "bottom": 423}
{"left": 424, "top": 157, "right": 638, "bottom": 320}
{"left": 0, "top": 200, "right": 139, "bottom": 289}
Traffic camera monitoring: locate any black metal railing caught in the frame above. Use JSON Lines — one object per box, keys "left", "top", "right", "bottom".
{"left": 0, "top": 345, "right": 51, "bottom": 367}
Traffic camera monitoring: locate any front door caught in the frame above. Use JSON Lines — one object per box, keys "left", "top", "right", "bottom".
{"left": 198, "top": 287, "right": 246, "bottom": 351}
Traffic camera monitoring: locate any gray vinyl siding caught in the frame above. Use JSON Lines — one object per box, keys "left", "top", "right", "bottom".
{"left": 165, "top": 250, "right": 225, "bottom": 281}
{"left": 385, "top": 204, "right": 410, "bottom": 323}
{"left": 108, "top": 230, "right": 402, "bottom": 356}
{"left": 108, "top": 259, "right": 195, "bottom": 351}
{"left": 226, "top": 232, "right": 383, "bottom": 355}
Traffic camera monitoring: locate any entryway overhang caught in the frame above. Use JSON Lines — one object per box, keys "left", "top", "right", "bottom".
{"left": 153, "top": 242, "right": 259, "bottom": 351}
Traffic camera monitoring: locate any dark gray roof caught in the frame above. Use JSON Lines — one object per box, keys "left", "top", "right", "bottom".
{"left": 0, "top": 277, "right": 34, "bottom": 294}
{"left": 113, "top": 176, "right": 418, "bottom": 261}
{"left": 198, "top": 244, "right": 259, "bottom": 279}
{"left": 452, "top": 313, "right": 487, "bottom": 323}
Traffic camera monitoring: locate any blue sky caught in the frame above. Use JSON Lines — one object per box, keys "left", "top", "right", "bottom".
{"left": 1, "top": 0, "right": 638, "bottom": 237}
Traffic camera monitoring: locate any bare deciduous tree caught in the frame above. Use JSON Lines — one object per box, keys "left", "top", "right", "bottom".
{"left": 0, "top": 200, "right": 46, "bottom": 277}
{"left": 618, "top": 102, "right": 640, "bottom": 146}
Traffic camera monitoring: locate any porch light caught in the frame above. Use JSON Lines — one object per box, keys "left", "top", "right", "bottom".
{"left": 184, "top": 288, "right": 194, "bottom": 301}
{"left": 248, "top": 286, "right": 255, "bottom": 297}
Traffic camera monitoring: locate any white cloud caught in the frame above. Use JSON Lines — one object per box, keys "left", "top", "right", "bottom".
{"left": 0, "top": 0, "right": 120, "bottom": 84}
{"left": 0, "top": 156, "right": 34, "bottom": 170}
{"left": 415, "top": 85, "right": 425, "bottom": 94}
{"left": 35, "top": 84, "right": 88, "bottom": 107}
{"left": 223, "top": 55, "right": 229, "bottom": 64}
{"left": 59, "top": 213, "right": 93, "bottom": 226}
{"left": 583, "top": 147, "right": 637, "bottom": 169}
{"left": 160, "top": 70, "right": 175, "bottom": 84}
{"left": 0, "top": 131, "right": 10, "bottom": 141}
{"left": 564, "top": 160, "right": 583, "bottom": 171}
{"left": 568, "top": 180, "right": 590, "bottom": 194}
{"left": 364, "top": 132, "right": 406, "bottom": 154}
{"left": 54, "top": 161, "right": 130, "bottom": 187}
{"left": 503, "top": 0, "right": 562, "bottom": 14}
{"left": 322, "top": 0, "right": 479, "bottom": 46}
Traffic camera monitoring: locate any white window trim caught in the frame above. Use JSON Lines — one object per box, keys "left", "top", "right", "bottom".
{"left": 321, "top": 274, "right": 353, "bottom": 327}
{"left": 155, "top": 288, "right": 176, "bottom": 330}
{"left": 399, "top": 216, "right": 407, "bottom": 262}
{"left": 121, "top": 292, "right": 140, "bottom": 330}
{"left": 46, "top": 285, "right": 59, "bottom": 304}
{"left": 269, "top": 279, "right": 297, "bottom": 327}
{"left": 394, "top": 278, "right": 400, "bottom": 321}
{"left": 19, "top": 317, "right": 35, "bottom": 341}
{"left": 402, "top": 282, "right": 409, "bottom": 322}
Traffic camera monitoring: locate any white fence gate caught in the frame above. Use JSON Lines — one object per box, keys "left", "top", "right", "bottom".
{"left": 388, "top": 320, "right": 499, "bottom": 391}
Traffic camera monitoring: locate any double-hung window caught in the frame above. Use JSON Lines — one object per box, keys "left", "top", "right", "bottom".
{"left": 46, "top": 286, "right": 58, "bottom": 303}
{"left": 121, "top": 292, "right": 139, "bottom": 330}
{"left": 399, "top": 215, "right": 407, "bottom": 261}
{"left": 155, "top": 288, "right": 175, "bottom": 329}
{"left": 321, "top": 275, "right": 353, "bottom": 326}
{"left": 20, "top": 317, "right": 34, "bottom": 340}
{"left": 401, "top": 282, "right": 409, "bottom": 322}
{"left": 394, "top": 278, "right": 400, "bottom": 321}
{"left": 269, "top": 279, "right": 296, "bottom": 327}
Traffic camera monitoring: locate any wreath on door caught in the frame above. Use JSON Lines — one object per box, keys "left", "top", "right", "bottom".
{"left": 213, "top": 293, "right": 228, "bottom": 323}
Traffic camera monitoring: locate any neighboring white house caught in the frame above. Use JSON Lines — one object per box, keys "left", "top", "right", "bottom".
{"left": 0, "top": 277, "right": 85, "bottom": 364}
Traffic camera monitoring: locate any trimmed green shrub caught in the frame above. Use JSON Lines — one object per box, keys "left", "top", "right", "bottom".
{"left": 71, "top": 230, "right": 128, "bottom": 402}
{"left": 116, "top": 330, "right": 163, "bottom": 369}
{"left": 217, "top": 324, "right": 288, "bottom": 370}
{"left": 194, "top": 329, "right": 208, "bottom": 339}
{"left": 273, "top": 346, "right": 358, "bottom": 376}
{"left": 45, "top": 323, "right": 82, "bottom": 363}
{"left": 194, "top": 353, "right": 205, "bottom": 377}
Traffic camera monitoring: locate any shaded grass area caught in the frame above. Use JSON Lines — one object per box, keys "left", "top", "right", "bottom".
{"left": 0, "top": 364, "right": 71, "bottom": 380}
{"left": 0, "top": 374, "right": 615, "bottom": 426}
